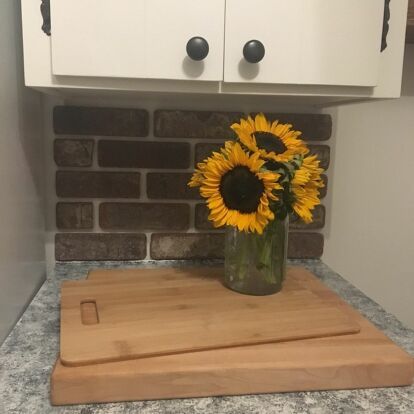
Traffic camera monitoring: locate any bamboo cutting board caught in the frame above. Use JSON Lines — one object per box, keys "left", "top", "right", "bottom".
{"left": 51, "top": 267, "right": 413, "bottom": 405}
{"left": 60, "top": 267, "right": 360, "bottom": 366}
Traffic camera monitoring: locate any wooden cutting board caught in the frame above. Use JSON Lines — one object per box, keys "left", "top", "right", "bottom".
{"left": 60, "top": 267, "right": 360, "bottom": 367}
{"left": 51, "top": 267, "right": 413, "bottom": 405}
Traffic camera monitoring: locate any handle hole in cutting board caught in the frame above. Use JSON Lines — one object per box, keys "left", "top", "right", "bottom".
{"left": 80, "top": 300, "right": 99, "bottom": 325}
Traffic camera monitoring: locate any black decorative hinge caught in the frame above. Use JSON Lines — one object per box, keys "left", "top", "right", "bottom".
{"left": 381, "top": 0, "right": 391, "bottom": 52}
{"left": 40, "top": 0, "right": 51, "bottom": 36}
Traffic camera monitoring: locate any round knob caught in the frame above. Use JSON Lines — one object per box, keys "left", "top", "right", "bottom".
{"left": 243, "top": 40, "right": 265, "bottom": 63}
{"left": 186, "top": 37, "right": 209, "bottom": 61}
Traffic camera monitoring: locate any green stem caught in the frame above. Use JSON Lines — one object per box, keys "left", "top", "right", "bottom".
{"left": 235, "top": 231, "right": 249, "bottom": 281}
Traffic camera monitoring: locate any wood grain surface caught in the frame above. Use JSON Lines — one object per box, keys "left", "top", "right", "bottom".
{"left": 60, "top": 267, "right": 359, "bottom": 366}
{"left": 51, "top": 267, "right": 413, "bottom": 405}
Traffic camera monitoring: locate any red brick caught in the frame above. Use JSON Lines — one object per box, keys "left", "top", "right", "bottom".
{"left": 98, "top": 140, "right": 190, "bottom": 169}
{"left": 53, "top": 106, "right": 149, "bottom": 137}
{"left": 154, "top": 110, "right": 242, "bottom": 139}
{"left": 288, "top": 232, "right": 324, "bottom": 258}
{"left": 147, "top": 173, "right": 201, "bottom": 200}
{"left": 54, "top": 139, "right": 94, "bottom": 167}
{"left": 150, "top": 232, "right": 323, "bottom": 260}
{"left": 56, "top": 171, "right": 140, "bottom": 198}
{"left": 154, "top": 110, "right": 331, "bottom": 141}
{"left": 194, "top": 143, "right": 222, "bottom": 166}
{"left": 55, "top": 233, "right": 146, "bottom": 261}
{"left": 150, "top": 233, "right": 224, "bottom": 260}
{"left": 100, "top": 203, "right": 190, "bottom": 230}
{"left": 264, "top": 113, "right": 332, "bottom": 141}
{"left": 56, "top": 202, "right": 93, "bottom": 230}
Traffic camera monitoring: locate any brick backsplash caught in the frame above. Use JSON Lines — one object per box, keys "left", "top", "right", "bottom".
{"left": 54, "top": 139, "right": 94, "bottom": 167}
{"left": 56, "top": 171, "right": 141, "bottom": 198}
{"left": 147, "top": 173, "right": 202, "bottom": 200}
{"left": 53, "top": 106, "right": 149, "bottom": 137}
{"left": 54, "top": 105, "right": 332, "bottom": 261}
{"left": 56, "top": 202, "right": 94, "bottom": 230}
{"left": 98, "top": 141, "right": 190, "bottom": 169}
{"left": 55, "top": 233, "right": 147, "bottom": 261}
{"left": 99, "top": 203, "right": 190, "bottom": 231}
{"left": 154, "top": 110, "right": 332, "bottom": 140}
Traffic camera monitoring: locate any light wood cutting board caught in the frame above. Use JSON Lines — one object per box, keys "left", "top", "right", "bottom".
{"left": 51, "top": 267, "right": 413, "bottom": 405}
{"left": 60, "top": 267, "right": 359, "bottom": 366}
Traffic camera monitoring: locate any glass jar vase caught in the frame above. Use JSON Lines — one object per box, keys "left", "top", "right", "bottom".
{"left": 224, "top": 217, "right": 288, "bottom": 295}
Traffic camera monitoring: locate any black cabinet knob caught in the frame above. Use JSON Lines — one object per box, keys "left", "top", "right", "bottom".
{"left": 243, "top": 40, "right": 265, "bottom": 63}
{"left": 186, "top": 36, "right": 209, "bottom": 61}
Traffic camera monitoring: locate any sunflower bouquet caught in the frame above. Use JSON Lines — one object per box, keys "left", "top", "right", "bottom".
{"left": 189, "top": 113, "right": 324, "bottom": 295}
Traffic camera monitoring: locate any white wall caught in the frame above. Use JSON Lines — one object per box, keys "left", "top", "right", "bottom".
{"left": 0, "top": 1, "right": 46, "bottom": 342}
{"left": 324, "top": 45, "right": 414, "bottom": 329}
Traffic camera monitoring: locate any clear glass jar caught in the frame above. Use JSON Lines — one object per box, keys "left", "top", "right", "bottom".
{"left": 224, "top": 217, "right": 288, "bottom": 295}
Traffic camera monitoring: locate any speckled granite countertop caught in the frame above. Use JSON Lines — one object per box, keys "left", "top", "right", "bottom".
{"left": 0, "top": 260, "right": 413, "bottom": 414}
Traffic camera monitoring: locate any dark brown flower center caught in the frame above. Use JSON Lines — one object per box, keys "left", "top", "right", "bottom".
{"left": 219, "top": 166, "right": 264, "bottom": 213}
{"left": 253, "top": 131, "right": 287, "bottom": 155}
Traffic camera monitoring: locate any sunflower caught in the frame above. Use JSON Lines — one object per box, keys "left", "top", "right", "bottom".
{"left": 291, "top": 155, "right": 324, "bottom": 223}
{"left": 189, "top": 141, "right": 237, "bottom": 188}
{"left": 231, "top": 113, "right": 309, "bottom": 163}
{"left": 188, "top": 161, "right": 207, "bottom": 188}
{"left": 191, "top": 143, "right": 282, "bottom": 234}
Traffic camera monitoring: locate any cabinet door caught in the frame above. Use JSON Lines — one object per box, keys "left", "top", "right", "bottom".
{"left": 145, "top": 0, "right": 225, "bottom": 81}
{"left": 224, "top": 0, "right": 384, "bottom": 86}
{"left": 50, "top": 0, "right": 225, "bottom": 81}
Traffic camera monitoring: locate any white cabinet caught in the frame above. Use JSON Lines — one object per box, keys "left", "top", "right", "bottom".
{"left": 224, "top": 0, "right": 384, "bottom": 86}
{"left": 50, "top": 0, "right": 225, "bottom": 81}
{"left": 21, "top": 0, "right": 409, "bottom": 101}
